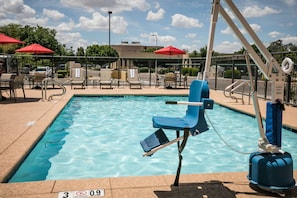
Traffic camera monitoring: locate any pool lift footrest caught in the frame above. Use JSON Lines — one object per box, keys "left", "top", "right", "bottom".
{"left": 140, "top": 128, "right": 191, "bottom": 186}
{"left": 140, "top": 129, "right": 191, "bottom": 157}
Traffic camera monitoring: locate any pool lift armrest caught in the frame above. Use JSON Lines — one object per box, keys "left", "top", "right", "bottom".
{"left": 166, "top": 98, "right": 214, "bottom": 109}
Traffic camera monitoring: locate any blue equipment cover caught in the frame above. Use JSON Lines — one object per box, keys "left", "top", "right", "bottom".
{"left": 152, "top": 80, "right": 210, "bottom": 135}
{"left": 265, "top": 101, "right": 284, "bottom": 147}
{"left": 248, "top": 152, "right": 295, "bottom": 190}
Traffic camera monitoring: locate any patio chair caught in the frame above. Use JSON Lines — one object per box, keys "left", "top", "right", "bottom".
{"left": 0, "top": 73, "right": 16, "bottom": 101}
{"left": 140, "top": 80, "right": 214, "bottom": 186}
{"left": 33, "top": 73, "right": 46, "bottom": 89}
{"left": 127, "top": 68, "right": 142, "bottom": 89}
{"left": 99, "top": 69, "right": 113, "bottom": 89}
{"left": 11, "top": 74, "right": 26, "bottom": 101}
{"left": 164, "top": 72, "right": 177, "bottom": 88}
{"left": 70, "top": 68, "right": 85, "bottom": 89}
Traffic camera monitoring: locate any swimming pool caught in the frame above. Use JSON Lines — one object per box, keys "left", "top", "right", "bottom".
{"left": 8, "top": 96, "right": 297, "bottom": 182}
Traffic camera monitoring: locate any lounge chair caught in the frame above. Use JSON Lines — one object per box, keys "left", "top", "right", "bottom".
{"left": 127, "top": 68, "right": 142, "bottom": 89}
{"left": 70, "top": 68, "right": 85, "bottom": 89}
{"left": 140, "top": 80, "right": 214, "bottom": 186}
{"left": 99, "top": 69, "right": 113, "bottom": 89}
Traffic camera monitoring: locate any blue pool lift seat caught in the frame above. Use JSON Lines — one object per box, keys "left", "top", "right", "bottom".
{"left": 140, "top": 80, "right": 213, "bottom": 186}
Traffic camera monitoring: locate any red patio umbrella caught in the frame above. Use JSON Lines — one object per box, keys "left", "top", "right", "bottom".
{"left": 154, "top": 46, "right": 185, "bottom": 87}
{"left": 16, "top": 44, "right": 54, "bottom": 79}
{"left": 15, "top": 43, "right": 53, "bottom": 54}
{"left": 0, "top": 33, "right": 24, "bottom": 44}
{"left": 154, "top": 45, "right": 185, "bottom": 56}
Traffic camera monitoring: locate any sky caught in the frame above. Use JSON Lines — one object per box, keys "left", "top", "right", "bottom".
{"left": 0, "top": 0, "right": 296, "bottom": 53}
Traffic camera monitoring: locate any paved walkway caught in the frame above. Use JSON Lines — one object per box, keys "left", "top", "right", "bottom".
{"left": 0, "top": 84, "right": 296, "bottom": 197}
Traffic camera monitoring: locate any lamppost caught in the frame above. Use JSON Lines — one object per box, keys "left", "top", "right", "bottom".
{"left": 108, "top": 11, "right": 112, "bottom": 48}
{"left": 151, "top": 33, "right": 158, "bottom": 85}
{"left": 108, "top": 11, "right": 112, "bottom": 70}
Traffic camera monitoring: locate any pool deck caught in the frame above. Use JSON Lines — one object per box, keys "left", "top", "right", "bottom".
{"left": 0, "top": 84, "right": 297, "bottom": 198}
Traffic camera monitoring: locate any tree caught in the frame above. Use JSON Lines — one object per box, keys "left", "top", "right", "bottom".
{"left": 189, "top": 50, "right": 199, "bottom": 57}
{"left": 86, "top": 45, "right": 119, "bottom": 65}
{"left": 267, "top": 40, "right": 286, "bottom": 52}
{"left": 76, "top": 47, "right": 85, "bottom": 56}
{"left": 0, "top": 24, "right": 63, "bottom": 54}
{"left": 199, "top": 45, "right": 208, "bottom": 57}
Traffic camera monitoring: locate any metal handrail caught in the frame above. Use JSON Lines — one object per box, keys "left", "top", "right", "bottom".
{"left": 223, "top": 79, "right": 251, "bottom": 104}
{"left": 41, "top": 78, "right": 66, "bottom": 101}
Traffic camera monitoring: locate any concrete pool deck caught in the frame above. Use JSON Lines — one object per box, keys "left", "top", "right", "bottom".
{"left": 0, "top": 84, "right": 296, "bottom": 198}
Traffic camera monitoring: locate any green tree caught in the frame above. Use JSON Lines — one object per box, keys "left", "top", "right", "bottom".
{"left": 0, "top": 24, "right": 63, "bottom": 54}
{"left": 199, "top": 45, "right": 208, "bottom": 57}
{"left": 86, "top": 45, "right": 118, "bottom": 57}
{"left": 267, "top": 40, "right": 286, "bottom": 52}
{"left": 76, "top": 47, "right": 85, "bottom": 56}
{"left": 189, "top": 50, "right": 199, "bottom": 57}
{"left": 86, "top": 45, "right": 119, "bottom": 65}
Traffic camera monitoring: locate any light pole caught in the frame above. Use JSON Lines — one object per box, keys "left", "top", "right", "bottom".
{"left": 151, "top": 33, "right": 158, "bottom": 85}
{"left": 108, "top": 11, "right": 112, "bottom": 70}
{"left": 108, "top": 11, "right": 112, "bottom": 48}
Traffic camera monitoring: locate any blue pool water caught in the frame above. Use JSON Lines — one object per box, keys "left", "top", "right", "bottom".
{"left": 9, "top": 96, "right": 297, "bottom": 182}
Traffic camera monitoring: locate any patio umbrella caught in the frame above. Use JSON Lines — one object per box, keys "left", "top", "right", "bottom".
{"left": 154, "top": 46, "right": 185, "bottom": 87}
{"left": 16, "top": 44, "right": 54, "bottom": 79}
{"left": 0, "top": 33, "right": 24, "bottom": 44}
{"left": 0, "top": 33, "right": 24, "bottom": 74}
{"left": 154, "top": 45, "right": 185, "bottom": 56}
{"left": 15, "top": 43, "right": 53, "bottom": 54}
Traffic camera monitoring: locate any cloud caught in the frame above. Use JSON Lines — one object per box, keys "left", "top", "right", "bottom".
{"left": 146, "top": 8, "right": 165, "bottom": 21}
{"left": 2, "top": 0, "right": 25, "bottom": 13}
{"left": 221, "top": 26, "right": 233, "bottom": 35}
{"left": 249, "top": 24, "right": 261, "bottom": 33}
{"left": 0, "top": 0, "right": 49, "bottom": 26}
{"left": 283, "top": 0, "right": 297, "bottom": 6}
{"left": 181, "top": 44, "right": 198, "bottom": 52}
{"left": 221, "top": 23, "right": 261, "bottom": 36}
{"left": 60, "top": 0, "right": 150, "bottom": 13}
{"left": 56, "top": 20, "right": 77, "bottom": 31}
{"left": 141, "top": 33, "right": 175, "bottom": 45}
{"left": 185, "top": 33, "right": 196, "bottom": 39}
{"left": 78, "top": 12, "right": 128, "bottom": 34}
{"left": 242, "top": 5, "right": 281, "bottom": 18}
{"left": 43, "top": 8, "right": 65, "bottom": 20}
{"left": 56, "top": 31, "right": 89, "bottom": 50}
{"left": 214, "top": 41, "right": 242, "bottom": 53}
{"left": 281, "top": 36, "right": 297, "bottom": 45}
{"left": 268, "top": 31, "right": 282, "bottom": 38}
{"left": 171, "top": 14, "right": 203, "bottom": 28}
{"left": 1, "top": 0, "right": 36, "bottom": 17}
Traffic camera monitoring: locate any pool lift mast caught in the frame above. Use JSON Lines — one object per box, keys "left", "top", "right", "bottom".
{"left": 204, "top": 0, "right": 295, "bottom": 192}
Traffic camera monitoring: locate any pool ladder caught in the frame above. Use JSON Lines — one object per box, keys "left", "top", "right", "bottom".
{"left": 223, "top": 80, "right": 251, "bottom": 104}
{"left": 41, "top": 78, "right": 67, "bottom": 101}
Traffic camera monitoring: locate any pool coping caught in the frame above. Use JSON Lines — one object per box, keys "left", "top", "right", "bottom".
{"left": 1, "top": 86, "right": 297, "bottom": 197}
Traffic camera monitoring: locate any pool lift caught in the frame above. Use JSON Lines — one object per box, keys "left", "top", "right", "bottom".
{"left": 204, "top": 0, "right": 295, "bottom": 193}
{"left": 140, "top": 0, "right": 295, "bottom": 192}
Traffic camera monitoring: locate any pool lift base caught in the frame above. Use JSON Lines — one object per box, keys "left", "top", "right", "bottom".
{"left": 247, "top": 102, "right": 295, "bottom": 192}
{"left": 248, "top": 151, "right": 295, "bottom": 193}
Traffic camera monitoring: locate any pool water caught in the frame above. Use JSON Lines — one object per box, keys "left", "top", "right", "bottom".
{"left": 8, "top": 96, "right": 297, "bottom": 182}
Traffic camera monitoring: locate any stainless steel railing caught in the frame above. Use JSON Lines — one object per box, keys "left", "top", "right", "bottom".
{"left": 41, "top": 78, "right": 67, "bottom": 101}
